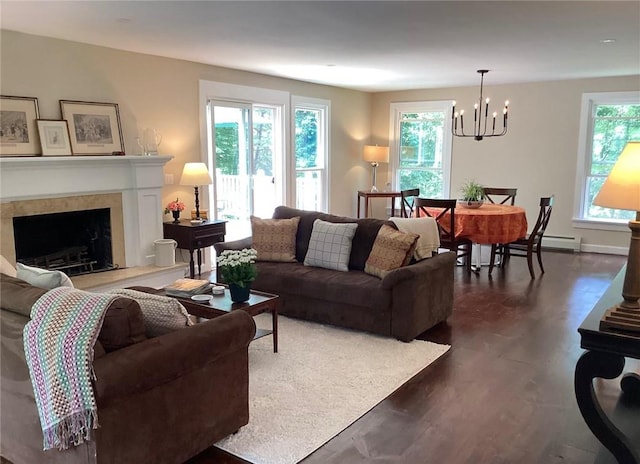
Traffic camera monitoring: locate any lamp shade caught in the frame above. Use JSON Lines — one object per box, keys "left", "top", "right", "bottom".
{"left": 363, "top": 145, "right": 390, "bottom": 164}
{"left": 593, "top": 141, "right": 640, "bottom": 212}
{"left": 180, "top": 162, "right": 213, "bottom": 186}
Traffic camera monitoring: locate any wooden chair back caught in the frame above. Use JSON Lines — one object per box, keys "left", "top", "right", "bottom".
{"left": 415, "top": 198, "right": 458, "bottom": 248}
{"left": 528, "top": 196, "right": 554, "bottom": 245}
{"left": 400, "top": 188, "right": 420, "bottom": 217}
{"left": 483, "top": 187, "right": 517, "bottom": 205}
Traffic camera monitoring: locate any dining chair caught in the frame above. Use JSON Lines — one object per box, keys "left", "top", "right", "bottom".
{"left": 484, "top": 187, "right": 518, "bottom": 273}
{"left": 500, "top": 195, "right": 554, "bottom": 279}
{"left": 400, "top": 188, "right": 420, "bottom": 218}
{"left": 415, "top": 198, "right": 473, "bottom": 273}
{"left": 483, "top": 187, "right": 517, "bottom": 205}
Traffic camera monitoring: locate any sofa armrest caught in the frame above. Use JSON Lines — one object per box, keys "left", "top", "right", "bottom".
{"left": 381, "top": 251, "right": 456, "bottom": 289}
{"left": 385, "top": 251, "right": 456, "bottom": 341}
{"left": 213, "top": 237, "right": 253, "bottom": 255}
{"left": 93, "top": 310, "right": 256, "bottom": 405}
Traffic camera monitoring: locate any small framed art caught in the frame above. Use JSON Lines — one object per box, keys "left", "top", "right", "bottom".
{"left": 0, "top": 95, "right": 40, "bottom": 156}
{"left": 60, "top": 100, "right": 124, "bottom": 155}
{"left": 36, "top": 119, "right": 72, "bottom": 156}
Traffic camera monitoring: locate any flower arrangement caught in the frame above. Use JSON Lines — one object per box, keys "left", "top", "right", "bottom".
{"left": 164, "top": 198, "right": 185, "bottom": 214}
{"left": 217, "top": 248, "right": 258, "bottom": 287}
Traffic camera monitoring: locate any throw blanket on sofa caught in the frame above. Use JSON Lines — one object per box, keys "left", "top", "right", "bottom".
{"left": 23, "top": 286, "right": 117, "bottom": 450}
{"left": 390, "top": 216, "right": 440, "bottom": 260}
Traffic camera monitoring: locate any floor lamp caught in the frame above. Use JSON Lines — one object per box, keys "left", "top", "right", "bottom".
{"left": 593, "top": 141, "right": 640, "bottom": 332}
{"left": 363, "top": 145, "right": 389, "bottom": 192}
{"left": 180, "top": 162, "right": 213, "bottom": 221}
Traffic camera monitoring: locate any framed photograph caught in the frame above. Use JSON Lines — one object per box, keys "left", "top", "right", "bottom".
{"left": 60, "top": 100, "right": 124, "bottom": 155}
{"left": 36, "top": 119, "right": 72, "bottom": 156}
{"left": 0, "top": 95, "right": 40, "bottom": 156}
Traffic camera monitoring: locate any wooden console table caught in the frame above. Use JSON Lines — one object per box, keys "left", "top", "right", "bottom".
{"left": 163, "top": 219, "right": 226, "bottom": 279}
{"left": 357, "top": 190, "right": 401, "bottom": 218}
{"left": 575, "top": 266, "right": 640, "bottom": 463}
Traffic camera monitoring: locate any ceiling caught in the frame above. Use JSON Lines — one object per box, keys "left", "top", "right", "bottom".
{"left": 2, "top": 1, "right": 639, "bottom": 92}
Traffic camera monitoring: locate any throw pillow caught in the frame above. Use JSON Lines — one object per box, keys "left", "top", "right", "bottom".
{"left": 364, "top": 224, "right": 419, "bottom": 279}
{"left": 16, "top": 262, "right": 74, "bottom": 289}
{"left": 105, "top": 288, "right": 193, "bottom": 337}
{"left": 304, "top": 219, "right": 357, "bottom": 272}
{"left": 0, "top": 255, "right": 17, "bottom": 278}
{"left": 251, "top": 215, "right": 300, "bottom": 262}
{"left": 0, "top": 273, "right": 48, "bottom": 317}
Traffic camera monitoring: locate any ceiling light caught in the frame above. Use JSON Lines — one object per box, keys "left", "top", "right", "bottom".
{"left": 600, "top": 39, "right": 616, "bottom": 44}
{"left": 452, "top": 70, "right": 509, "bottom": 141}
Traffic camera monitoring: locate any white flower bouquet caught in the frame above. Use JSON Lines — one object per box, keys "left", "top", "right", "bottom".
{"left": 216, "top": 248, "right": 258, "bottom": 287}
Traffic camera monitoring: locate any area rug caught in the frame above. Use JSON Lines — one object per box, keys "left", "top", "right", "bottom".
{"left": 216, "top": 314, "right": 450, "bottom": 464}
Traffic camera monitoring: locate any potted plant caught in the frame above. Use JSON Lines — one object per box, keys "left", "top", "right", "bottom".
{"left": 459, "top": 180, "right": 485, "bottom": 208}
{"left": 164, "top": 198, "right": 185, "bottom": 223}
{"left": 217, "top": 248, "right": 258, "bottom": 303}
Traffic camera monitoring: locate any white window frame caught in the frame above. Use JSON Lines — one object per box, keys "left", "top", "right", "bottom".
{"left": 573, "top": 91, "right": 640, "bottom": 231}
{"left": 388, "top": 101, "right": 453, "bottom": 197}
{"left": 292, "top": 96, "right": 330, "bottom": 212}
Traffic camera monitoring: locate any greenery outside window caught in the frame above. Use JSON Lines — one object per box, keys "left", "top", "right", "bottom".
{"left": 574, "top": 92, "right": 640, "bottom": 228}
{"left": 389, "top": 101, "right": 452, "bottom": 198}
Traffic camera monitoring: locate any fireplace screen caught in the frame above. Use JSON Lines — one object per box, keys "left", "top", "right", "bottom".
{"left": 13, "top": 208, "right": 115, "bottom": 276}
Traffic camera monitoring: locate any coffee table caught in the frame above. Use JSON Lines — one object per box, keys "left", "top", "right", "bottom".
{"left": 176, "top": 285, "right": 280, "bottom": 353}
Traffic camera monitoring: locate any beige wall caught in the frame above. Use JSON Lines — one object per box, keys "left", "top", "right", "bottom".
{"left": 2, "top": 30, "right": 638, "bottom": 250}
{"left": 0, "top": 30, "right": 371, "bottom": 218}
{"left": 372, "top": 76, "right": 640, "bottom": 250}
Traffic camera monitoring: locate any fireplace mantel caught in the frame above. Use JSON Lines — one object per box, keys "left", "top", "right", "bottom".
{"left": 0, "top": 155, "right": 173, "bottom": 268}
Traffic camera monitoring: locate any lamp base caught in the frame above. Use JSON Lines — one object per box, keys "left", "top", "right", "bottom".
{"left": 370, "top": 185, "right": 379, "bottom": 193}
{"left": 600, "top": 304, "right": 640, "bottom": 333}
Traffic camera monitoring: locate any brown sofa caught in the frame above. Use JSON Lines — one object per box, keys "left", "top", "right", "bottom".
{"left": 215, "top": 206, "right": 455, "bottom": 342}
{"left": 0, "top": 274, "right": 256, "bottom": 464}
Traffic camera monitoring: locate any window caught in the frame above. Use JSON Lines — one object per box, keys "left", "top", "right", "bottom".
{"left": 389, "top": 101, "right": 452, "bottom": 198}
{"left": 574, "top": 92, "right": 640, "bottom": 227}
{"left": 293, "top": 96, "right": 330, "bottom": 212}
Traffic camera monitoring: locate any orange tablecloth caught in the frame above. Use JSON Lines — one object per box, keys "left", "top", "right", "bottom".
{"left": 425, "top": 203, "right": 528, "bottom": 245}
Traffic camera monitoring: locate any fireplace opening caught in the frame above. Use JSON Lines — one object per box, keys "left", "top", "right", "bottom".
{"left": 13, "top": 208, "right": 116, "bottom": 276}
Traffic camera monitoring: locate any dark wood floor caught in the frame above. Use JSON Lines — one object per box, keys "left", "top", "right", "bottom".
{"left": 190, "top": 251, "right": 638, "bottom": 464}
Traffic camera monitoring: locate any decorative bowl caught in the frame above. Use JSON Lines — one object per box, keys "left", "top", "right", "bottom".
{"left": 191, "top": 294, "right": 213, "bottom": 304}
{"left": 458, "top": 199, "right": 484, "bottom": 209}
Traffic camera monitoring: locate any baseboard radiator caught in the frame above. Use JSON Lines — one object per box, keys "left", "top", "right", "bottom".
{"left": 541, "top": 235, "right": 582, "bottom": 252}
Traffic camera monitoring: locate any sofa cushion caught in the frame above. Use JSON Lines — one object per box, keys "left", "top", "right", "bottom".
{"left": 304, "top": 219, "right": 357, "bottom": 272}
{"left": 0, "top": 273, "right": 48, "bottom": 317}
{"left": 254, "top": 261, "right": 391, "bottom": 310}
{"left": 251, "top": 215, "right": 299, "bottom": 262}
{"left": 273, "top": 206, "right": 390, "bottom": 271}
{"left": 106, "top": 288, "right": 193, "bottom": 337}
{"left": 365, "top": 225, "right": 419, "bottom": 279}
{"left": 0, "top": 255, "right": 17, "bottom": 277}
{"left": 16, "top": 262, "right": 74, "bottom": 289}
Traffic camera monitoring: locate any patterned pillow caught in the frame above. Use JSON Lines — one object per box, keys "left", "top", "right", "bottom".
{"left": 304, "top": 219, "right": 357, "bottom": 272}
{"left": 106, "top": 288, "right": 193, "bottom": 337}
{"left": 251, "top": 216, "right": 300, "bottom": 262}
{"left": 16, "top": 262, "right": 74, "bottom": 289}
{"left": 364, "top": 225, "right": 419, "bottom": 279}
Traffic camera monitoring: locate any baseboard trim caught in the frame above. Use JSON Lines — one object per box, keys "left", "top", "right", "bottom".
{"left": 580, "top": 244, "right": 628, "bottom": 256}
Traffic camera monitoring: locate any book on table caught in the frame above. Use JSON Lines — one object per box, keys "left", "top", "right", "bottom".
{"left": 165, "top": 278, "right": 211, "bottom": 297}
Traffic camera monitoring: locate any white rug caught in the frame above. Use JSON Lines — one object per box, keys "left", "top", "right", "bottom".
{"left": 216, "top": 314, "right": 450, "bottom": 464}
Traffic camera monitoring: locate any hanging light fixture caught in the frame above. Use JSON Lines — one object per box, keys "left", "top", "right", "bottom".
{"left": 452, "top": 70, "right": 509, "bottom": 141}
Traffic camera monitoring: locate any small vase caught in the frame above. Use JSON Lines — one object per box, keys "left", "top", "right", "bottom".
{"left": 172, "top": 211, "right": 181, "bottom": 223}
{"left": 229, "top": 282, "right": 251, "bottom": 303}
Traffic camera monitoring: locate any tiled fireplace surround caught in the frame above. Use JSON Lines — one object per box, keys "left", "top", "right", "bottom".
{"left": 0, "top": 156, "right": 183, "bottom": 289}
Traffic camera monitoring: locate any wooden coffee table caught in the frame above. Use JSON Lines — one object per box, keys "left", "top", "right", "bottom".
{"left": 176, "top": 286, "right": 280, "bottom": 353}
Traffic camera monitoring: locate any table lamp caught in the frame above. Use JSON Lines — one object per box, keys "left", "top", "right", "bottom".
{"left": 180, "top": 162, "right": 213, "bottom": 221}
{"left": 363, "top": 145, "right": 389, "bottom": 192}
{"left": 593, "top": 141, "right": 640, "bottom": 333}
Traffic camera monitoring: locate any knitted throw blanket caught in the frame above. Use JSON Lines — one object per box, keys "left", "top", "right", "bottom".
{"left": 23, "top": 286, "right": 117, "bottom": 450}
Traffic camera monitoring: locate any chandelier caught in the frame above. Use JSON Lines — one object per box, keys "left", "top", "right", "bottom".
{"left": 452, "top": 70, "right": 509, "bottom": 141}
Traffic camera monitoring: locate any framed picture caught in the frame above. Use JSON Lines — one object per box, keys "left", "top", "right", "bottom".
{"left": 60, "top": 100, "right": 124, "bottom": 155}
{"left": 36, "top": 119, "right": 72, "bottom": 156}
{"left": 0, "top": 95, "right": 40, "bottom": 156}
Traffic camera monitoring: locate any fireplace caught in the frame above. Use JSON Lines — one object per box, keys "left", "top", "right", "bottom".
{"left": 0, "top": 156, "right": 172, "bottom": 272}
{"left": 14, "top": 208, "right": 115, "bottom": 276}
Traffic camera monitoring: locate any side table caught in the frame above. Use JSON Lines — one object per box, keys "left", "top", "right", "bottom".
{"left": 163, "top": 219, "right": 226, "bottom": 279}
{"left": 357, "top": 190, "right": 401, "bottom": 218}
{"left": 575, "top": 266, "right": 640, "bottom": 463}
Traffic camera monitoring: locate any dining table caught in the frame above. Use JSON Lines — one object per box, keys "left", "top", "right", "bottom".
{"left": 423, "top": 202, "right": 528, "bottom": 270}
